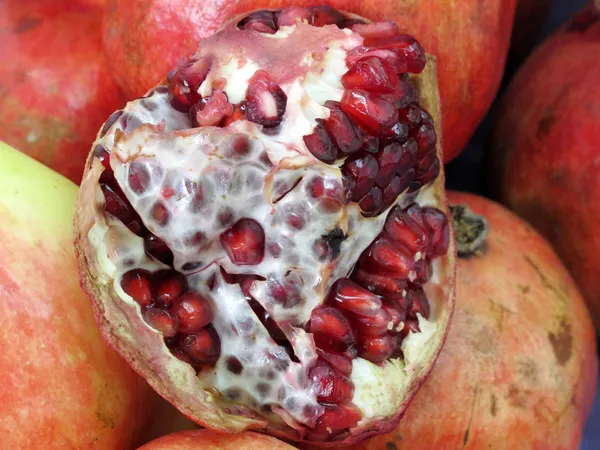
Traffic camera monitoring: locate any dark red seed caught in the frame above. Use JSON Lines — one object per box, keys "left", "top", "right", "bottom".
{"left": 382, "top": 77, "right": 418, "bottom": 108}
{"left": 417, "top": 156, "right": 440, "bottom": 187}
{"left": 380, "top": 174, "right": 409, "bottom": 211}
{"left": 397, "top": 138, "right": 418, "bottom": 172}
{"left": 154, "top": 270, "right": 188, "bottom": 307}
{"left": 313, "top": 404, "right": 362, "bottom": 434}
{"left": 225, "top": 356, "right": 244, "bottom": 375}
{"left": 361, "top": 233, "right": 417, "bottom": 279}
{"left": 381, "top": 300, "right": 406, "bottom": 333}
{"left": 285, "top": 205, "right": 306, "bottom": 230}
{"left": 121, "top": 269, "right": 153, "bottom": 307}
{"left": 220, "top": 218, "right": 265, "bottom": 265}
{"left": 329, "top": 279, "right": 382, "bottom": 317}
{"left": 398, "top": 103, "right": 422, "bottom": 128}
{"left": 309, "top": 5, "right": 345, "bottom": 27}
{"left": 172, "top": 292, "right": 213, "bottom": 333}
{"left": 317, "top": 351, "right": 353, "bottom": 376}
{"left": 352, "top": 34, "right": 426, "bottom": 74}
{"left": 169, "top": 346, "right": 193, "bottom": 364}
{"left": 93, "top": 145, "right": 111, "bottom": 170}
{"left": 169, "top": 56, "right": 212, "bottom": 112}
{"left": 304, "top": 123, "right": 338, "bottom": 163}
{"left": 306, "top": 177, "right": 345, "bottom": 212}
{"left": 308, "top": 306, "right": 355, "bottom": 353}
{"left": 244, "top": 70, "right": 287, "bottom": 128}
{"left": 267, "top": 275, "right": 302, "bottom": 308}
{"left": 128, "top": 160, "right": 160, "bottom": 195}
{"left": 411, "top": 259, "right": 430, "bottom": 286}
{"left": 352, "top": 265, "right": 407, "bottom": 297}
{"left": 238, "top": 10, "right": 278, "bottom": 34}
{"left": 422, "top": 207, "right": 450, "bottom": 257}
{"left": 351, "top": 21, "right": 400, "bottom": 41}
{"left": 384, "top": 204, "right": 429, "bottom": 254}
{"left": 411, "top": 120, "right": 437, "bottom": 154}
{"left": 409, "top": 287, "right": 431, "bottom": 320}
{"left": 358, "top": 185, "right": 383, "bottom": 217}
{"left": 144, "top": 234, "right": 174, "bottom": 266}
{"left": 142, "top": 308, "right": 179, "bottom": 337}
{"left": 100, "top": 110, "right": 123, "bottom": 137}
{"left": 375, "top": 142, "right": 404, "bottom": 187}
{"left": 340, "top": 90, "right": 398, "bottom": 137}
{"left": 191, "top": 90, "right": 234, "bottom": 127}
{"left": 342, "top": 18, "right": 368, "bottom": 28}
{"left": 100, "top": 183, "right": 135, "bottom": 222}
{"left": 404, "top": 319, "right": 421, "bottom": 334}
{"left": 357, "top": 334, "right": 396, "bottom": 362}
{"left": 342, "top": 154, "right": 379, "bottom": 202}
{"left": 151, "top": 202, "right": 170, "bottom": 226}
{"left": 353, "top": 307, "right": 392, "bottom": 337}
{"left": 309, "top": 360, "right": 355, "bottom": 403}
{"left": 179, "top": 327, "right": 221, "bottom": 363}
{"left": 361, "top": 137, "right": 380, "bottom": 154}
{"left": 341, "top": 57, "right": 400, "bottom": 94}
{"left": 277, "top": 7, "right": 311, "bottom": 26}
{"left": 322, "top": 101, "right": 362, "bottom": 154}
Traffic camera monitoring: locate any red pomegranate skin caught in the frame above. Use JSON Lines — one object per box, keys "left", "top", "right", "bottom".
{"left": 344, "top": 192, "right": 598, "bottom": 450}
{"left": 102, "top": 0, "right": 516, "bottom": 162}
{"left": 137, "top": 430, "right": 296, "bottom": 450}
{"left": 490, "top": 2, "right": 600, "bottom": 330}
{"left": 0, "top": 0, "right": 126, "bottom": 184}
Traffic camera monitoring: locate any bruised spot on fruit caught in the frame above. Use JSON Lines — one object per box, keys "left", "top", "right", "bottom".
{"left": 516, "top": 284, "right": 531, "bottom": 294}
{"left": 516, "top": 358, "right": 539, "bottom": 383}
{"left": 462, "top": 385, "right": 478, "bottom": 446}
{"left": 95, "top": 383, "right": 117, "bottom": 429}
{"left": 490, "top": 393, "right": 498, "bottom": 417}
{"left": 547, "top": 317, "right": 573, "bottom": 366}
{"left": 536, "top": 108, "right": 555, "bottom": 139}
{"left": 449, "top": 204, "right": 489, "bottom": 257}
{"left": 385, "top": 442, "right": 398, "bottom": 450}
{"left": 13, "top": 16, "right": 42, "bottom": 34}
{"left": 507, "top": 384, "right": 528, "bottom": 409}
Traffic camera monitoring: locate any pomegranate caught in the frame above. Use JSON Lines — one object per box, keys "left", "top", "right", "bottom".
{"left": 0, "top": 0, "right": 126, "bottom": 183}
{"left": 345, "top": 192, "right": 598, "bottom": 450}
{"left": 489, "top": 2, "right": 600, "bottom": 330}
{"left": 0, "top": 142, "right": 160, "bottom": 448}
{"left": 138, "top": 429, "right": 296, "bottom": 449}
{"left": 76, "top": 8, "right": 455, "bottom": 446}
{"left": 102, "top": 0, "right": 516, "bottom": 163}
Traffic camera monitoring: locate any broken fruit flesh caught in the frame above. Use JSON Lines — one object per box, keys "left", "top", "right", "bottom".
{"left": 75, "top": 6, "right": 455, "bottom": 447}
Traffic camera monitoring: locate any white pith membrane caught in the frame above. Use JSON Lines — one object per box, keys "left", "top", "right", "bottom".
{"left": 76, "top": 14, "right": 454, "bottom": 444}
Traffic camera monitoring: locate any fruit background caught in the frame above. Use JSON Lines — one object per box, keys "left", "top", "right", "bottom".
{"left": 0, "top": 0, "right": 598, "bottom": 448}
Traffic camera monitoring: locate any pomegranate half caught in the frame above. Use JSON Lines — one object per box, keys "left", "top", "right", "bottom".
{"left": 75, "top": 7, "right": 455, "bottom": 446}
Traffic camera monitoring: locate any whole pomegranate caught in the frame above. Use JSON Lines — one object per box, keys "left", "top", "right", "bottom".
{"left": 102, "top": 0, "right": 516, "bottom": 162}
{"left": 76, "top": 8, "right": 456, "bottom": 446}
{"left": 138, "top": 429, "right": 296, "bottom": 449}
{"left": 489, "top": 2, "right": 600, "bottom": 330}
{"left": 0, "top": 142, "right": 158, "bottom": 448}
{"left": 345, "top": 192, "right": 598, "bottom": 450}
{"left": 0, "top": 0, "right": 126, "bottom": 183}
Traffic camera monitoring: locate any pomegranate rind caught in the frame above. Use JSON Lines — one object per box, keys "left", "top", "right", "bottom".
{"left": 75, "top": 11, "right": 455, "bottom": 446}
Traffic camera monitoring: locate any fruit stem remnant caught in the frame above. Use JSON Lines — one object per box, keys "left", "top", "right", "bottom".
{"left": 449, "top": 204, "right": 489, "bottom": 257}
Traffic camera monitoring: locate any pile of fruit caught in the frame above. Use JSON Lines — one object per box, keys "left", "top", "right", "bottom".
{"left": 0, "top": 0, "right": 597, "bottom": 448}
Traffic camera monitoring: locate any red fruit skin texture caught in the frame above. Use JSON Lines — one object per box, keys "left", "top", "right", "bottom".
{"left": 137, "top": 429, "right": 296, "bottom": 450}
{"left": 102, "top": 0, "right": 515, "bottom": 162}
{"left": 344, "top": 192, "right": 598, "bottom": 450}
{"left": 490, "top": 2, "right": 600, "bottom": 330}
{"left": 0, "top": 0, "right": 126, "bottom": 184}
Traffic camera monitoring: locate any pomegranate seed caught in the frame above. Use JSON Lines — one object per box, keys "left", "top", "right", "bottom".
{"left": 169, "top": 56, "right": 212, "bottom": 112}
{"left": 93, "top": 145, "right": 111, "bottom": 170}
{"left": 422, "top": 207, "right": 450, "bottom": 256}
{"left": 267, "top": 274, "right": 302, "bottom": 308}
{"left": 404, "top": 319, "right": 420, "bottom": 334}
{"left": 358, "top": 186, "right": 383, "bottom": 217}
{"left": 398, "top": 103, "right": 422, "bottom": 127}
{"left": 308, "top": 306, "right": 355, "bottom": 353}
{"left": 342, "top": 57, "right": 400, "bottom": 94}
{"left": 144, "top": 234, "right": 174, "bottom": 266}
{"left": 285, "top": 205, "right": 306, "bottom": 230}
{"left": 306, "top": 177, "right": 345, "bottom": 212}
{"left": 172, "top": 292, "right": 212, "bottom": 333}
{"left": 322, "top": 101, "right": 362, "bottom": 154}
{"left": 191, "top": 90, "right": 234, "bottom": 127}
{"left": 100, "top": 183, "right": 135, "bottom": 222}
{"left": 244, "top": 71, "right": 287, "bottom": 128}
{"left": 121, "top": 269, "right": 153, "bottom": 307}
{"left": 100, "top": 110, "right": 123, "bottom": 137}
{"left": 375, "top": 142, "right": 404, "bottom": 187}
{"left": 340, "top": 90, "right": 398, "bottom": 137}
{"left": 353, "top": 307, "right": 392, "bottom": 337}
{"left": 178, "top": 327, "right": 221, "bottom": 363}
{"left": 329, "top": 279, "right": 382, "bottom": 317}
{"left": 409, "top": 288, "right": 431, "bottom": 320}
{"left": 384, "top": 204, "right": 429, "bottom": 254}
{"left": 351, "top": 21, "right": 400, "bottom": 41}
{"left": 128, "top": 160, "right": 161, "bottom": 195}
{"left": 357, "top": 334, "right": 396, "bottom": 362}
{"left": 352, "top": 265, "right": 407, "bottom": 297}
{"left": 416, "top": 155, "right": 440, "bottom": 186}
{"left": 379, "top": 174, "right": 406, "bottom": 212}
{"left": 342, "top": 18, "right": 367, "bottom": 28}
{"left": 361, "top": 137, "right": 380, "bottom": 154}
{"left": 220, "top": 218, "right": 265, "bottom": 265}
{"left": 309, "top": 6, "right": 345, "bottom": 27}
{"left": 383, "top": 77, "right": 418, "bottom": 108}
{"left": 169, "top": 346, "right": 193, "bottom": 364}
{"left": 277, "top": 7, "right": 311, "bottom": 27}
{"left": 237, "top": 10, "right": 278, "bottom": 34}
{"left": 313, "top": 404, "right": 361, "bottom": 434}
{"left": 342, "top": 154, "right": 379, "bottom": 202}
{"left": 361, "top": 233, "right": 417, "bottom": 279}
{"left": 381, "top": 300, "right": 406, "bottom": 333}
{"left": 356, "top": 35, "right": 426, "bottom": 74}
{"left": 151, "top": 202, "right": 170, "bottom": 226}
{"left": 304, "top": 123, "right": 338, "bottom": 163}
{"left": 142, "top": 308, "right": 179, "bottom": 337}
{"left": 225, "top": 356, "right": 244, "bottom": 374}
{"left": 411, "top": 259, "right": 431, "bottom": 286}
{"left": 411, "top": 121, "right": 437, "bottom": 155}
{"left": 223, "top": 105, "right": 245, "bottom": 126}
{"left": 398, "top": 138, "right": 418, "bottom": 170}
{"left": 309, "top": 360, "right": 355, "bottom": 403}
{"left": 153, "top": 270, "right": 188, "bottom": 307}
{"left": 317, "top": 351, "right": 353, "bottom": 376}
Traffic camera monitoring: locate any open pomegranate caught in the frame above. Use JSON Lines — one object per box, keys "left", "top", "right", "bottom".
{"left": 75, "top": 7, "right": 455, "bottom": 446}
